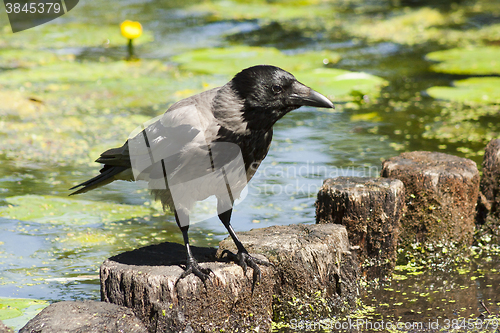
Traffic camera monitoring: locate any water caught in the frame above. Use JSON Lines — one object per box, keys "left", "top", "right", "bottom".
{"left": 1, "top": 0, "right": 499, "bottom": 330}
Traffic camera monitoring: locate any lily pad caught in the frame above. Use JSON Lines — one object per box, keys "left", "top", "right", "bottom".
{"left": 173, "top": 46, "right": 387, "bottom": 101}
{"left": 426, "top": 47, "right": 500, "bottom": 75}
{"left": 0, "top": 22, "right": 153, "bottom": 49}
{"left": 426, "top": 77, "right": 500, "bottom": 104}
{"left": 189, "top": 0, "right": 330, "bottom": 22}
{"left": 294, "top": 68, "right": 389, "bottom": 101}
{"left": 0, "top": 297, "right": 48, "bottom": 322}
{"left": 0, "top": 195, "right": 159, "bottom": 225}
{"left": 172, "top": 46, "right": 340, "bottom": 75}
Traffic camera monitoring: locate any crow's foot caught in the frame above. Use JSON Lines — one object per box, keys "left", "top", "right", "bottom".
{"left": 175, "top": 259, "right": 213, "bottom": 288}
{"left": 221, "top": 250, "right": 273, "bottom": 292}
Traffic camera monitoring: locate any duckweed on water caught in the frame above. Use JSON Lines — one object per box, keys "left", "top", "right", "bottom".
{"left": 422, "top": 101, "right": 500, "bottom": 149}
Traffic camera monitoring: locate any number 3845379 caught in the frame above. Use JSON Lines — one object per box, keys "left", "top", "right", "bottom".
{"left": 5, "top": 2, "right": 61, "bottom": 14}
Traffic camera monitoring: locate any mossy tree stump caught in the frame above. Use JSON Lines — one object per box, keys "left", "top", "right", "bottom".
{"left": 477, "top": 139, "right": 500, "bottom": 241}
{"left": 101, "top": 224, "right": 359, "bottom": 332}
{"left": 217, "top": 224, "right": 359, "bottom": 323}
{"left": 100, "top": 242, "right": 274, "bottom": 333}
{"left": 315, "top": 177, "right": 405, "bottom": 278}
{"left": 381, "top": 151, "right": 479, "bottom": 256}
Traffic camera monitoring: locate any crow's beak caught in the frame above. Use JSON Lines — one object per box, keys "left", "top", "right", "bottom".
{"left": 290, "top": 81, "right": 334, "bottom": 109}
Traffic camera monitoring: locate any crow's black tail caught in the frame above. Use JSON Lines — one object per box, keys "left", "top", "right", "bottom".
{"left": 70, "top": 141, "right": 131, "bottom": 196}
{"left": 69, "top": 165, "right": 129, "bottom": 196}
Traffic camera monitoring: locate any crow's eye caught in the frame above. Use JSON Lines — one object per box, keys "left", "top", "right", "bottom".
{"left": 272, "top": 85, "right": 283, "bottom": 94}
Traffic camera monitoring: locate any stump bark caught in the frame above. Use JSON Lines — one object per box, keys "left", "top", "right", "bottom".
{"left": 315, "top": 177, "right": 405, "bottom": 278}
{"left": 100, "top": 242, "right": 274, "bottom": 333}
{"left": 381, "top": 151, "right": 479, "bottom": 254}
{"left": 19, "top": 301, "right": 148, "bottom": 333}
{"left": 217, "top": 223, "right": 359, "bottom": 323}
{"left": 477, "top": 139, "right": 500, "bottom": 241}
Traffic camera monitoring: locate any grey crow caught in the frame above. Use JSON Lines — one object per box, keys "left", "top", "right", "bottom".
{"left": 70, "top": 65, "right": 334, "bottom": 287}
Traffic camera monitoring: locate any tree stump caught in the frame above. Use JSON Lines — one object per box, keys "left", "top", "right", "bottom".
{"left": 315, "top": 177, "right": 405, "bottom": 278}
{"left": 381, "top": 151, "right": 479, "bottom": 255}
{"left": 217, "top": 223, "right": 359, "bottom": 323}
{"left": 100, "top": 242, "right": 275, "bottom": 333}
{"left": 477, "top": 139, "right": 500, "bottom": 242}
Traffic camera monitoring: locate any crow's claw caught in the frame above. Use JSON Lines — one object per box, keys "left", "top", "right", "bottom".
{"left": 175, "top": 259, "right": 213, "bottom": 288}
{"left": 221, "top": 249, "right": 273, "bottom": 292}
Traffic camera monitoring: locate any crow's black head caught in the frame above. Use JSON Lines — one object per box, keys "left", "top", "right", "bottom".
{"left": 230, "top": 65, "right": 334, "bottom": 130}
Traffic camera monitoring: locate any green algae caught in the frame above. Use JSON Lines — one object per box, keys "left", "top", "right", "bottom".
{"left": 0, "top": 94, "right": 151, "bottom": 165}
{"left": 0, "top": 49, "right": 74, "bottom": 69}
{"left": 0, "top": 59, "right": 223, "bottom": 165}
{"left": 0, "top": 59, "right": 168, "bottom": 85}
{"left": 344, "top": 6, "right": 500, "bottom": 47}
{"left": 0, "top": 58, "right": 221, "bottom": 110}
{"left": 0, "top": 195, "right": 159, "bottom": 225}
{"left": 0, "top": 22, "right": 153, "bottom": 49}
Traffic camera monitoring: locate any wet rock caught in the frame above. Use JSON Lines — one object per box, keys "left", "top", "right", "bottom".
{"left": 477, "top": 139, "right": 500, "bottom": 242}
{"left": 315, "top": 177, "right": 405, "bottom": 278}
{"left": 0, "top": 321, "right": 13, "bottom": 333}
{"left": 100, "top": 242, "right": 274, "bottom": 333}
{"left": 19, "top": 300, "right": 148, "bottom": 333}
{"left": 217, "top": 223, "right": 359, "bottom": 322}
{"left": 381, "top": 151, "right": 479, "bottom": 255}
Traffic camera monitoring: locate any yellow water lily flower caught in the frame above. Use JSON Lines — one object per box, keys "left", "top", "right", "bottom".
{"left": 120, "top": 20, "right": 143, "bottom": 39}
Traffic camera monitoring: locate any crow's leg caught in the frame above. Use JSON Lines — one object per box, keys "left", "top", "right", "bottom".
{"left": 174, "top": 210, "right": 212, "bottom": 287}
{"left": 218, "top": 207, "right": 272, "bottom": 291}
